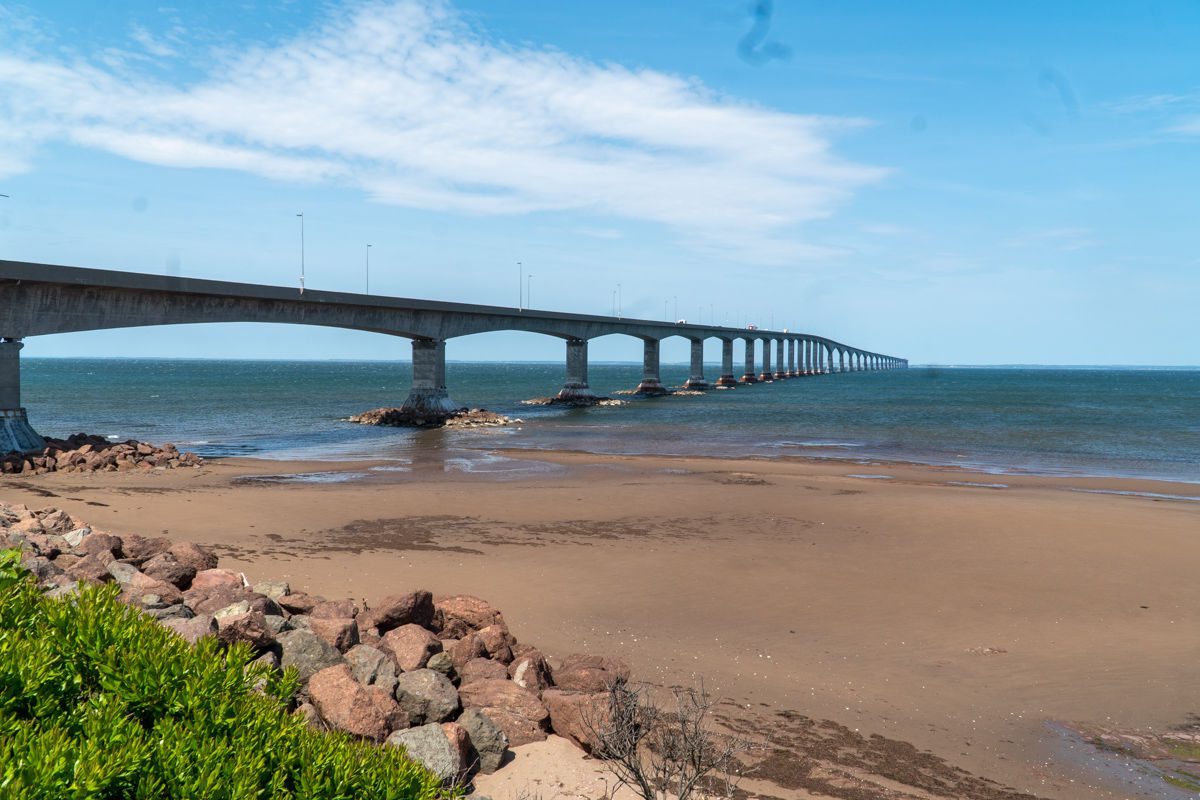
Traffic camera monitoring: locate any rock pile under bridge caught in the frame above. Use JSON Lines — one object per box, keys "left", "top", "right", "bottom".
{"left": 1, "top": 434, "right": 203, "bottom": 475}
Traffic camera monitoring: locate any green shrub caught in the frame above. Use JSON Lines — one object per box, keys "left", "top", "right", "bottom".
{"left": 0, "top": 550, "right": 447, "bottom": 799}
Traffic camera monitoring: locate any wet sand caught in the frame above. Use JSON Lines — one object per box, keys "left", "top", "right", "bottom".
{"left": 3, "top": 450, "right": 1198, "bottom": 799}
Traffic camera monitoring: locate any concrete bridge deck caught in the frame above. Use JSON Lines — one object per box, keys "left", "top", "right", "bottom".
{"left": 0, "top": 259, "right": 906, "bottom": 451}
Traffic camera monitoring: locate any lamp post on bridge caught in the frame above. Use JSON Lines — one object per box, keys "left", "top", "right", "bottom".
{"left": 296, "top": 212, "right": 305, "bottom": 295}
{"left": 527, "top": 274, "right": 533, "bottom": 309}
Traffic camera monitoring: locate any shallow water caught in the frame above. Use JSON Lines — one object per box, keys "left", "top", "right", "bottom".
{"left": 19, "top": 360, "right": 1200, "bottom": 483}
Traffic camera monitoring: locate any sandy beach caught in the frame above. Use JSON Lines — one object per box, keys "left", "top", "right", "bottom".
{"left": 3, "top": 449, "right": 1197, "bottom": 799}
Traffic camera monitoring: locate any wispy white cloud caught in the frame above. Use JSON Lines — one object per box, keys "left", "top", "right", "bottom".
{"left": 0, "top": 0, "right": 885, "bottom": 262}
{"left": 1005, "top": 227, "right": 1098, "bottom": 252}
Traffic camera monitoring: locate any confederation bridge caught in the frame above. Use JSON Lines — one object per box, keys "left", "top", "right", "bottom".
{"left": 0, "top": 260, "right": 906, "bottom": 452}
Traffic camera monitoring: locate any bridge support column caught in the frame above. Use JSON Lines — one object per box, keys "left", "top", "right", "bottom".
{"left": 556, "top": 338, "right": 596, "bottom": 401}
{"left": 401, "top": 338, "right": 461, "bottom": 416}
{"left": 801, "top": 340, "right": 810, "bottom": 375}
{"left": 716, "top": 339, "right": 737, "bottom": 386}
{"left": 740, "top": 339, "right": 757, "bottom": 383}
{"left": 774, "top": 339, "right": 787, "bottom": 380}
{"left": 758, "top": 339, "right": 774, "bottom": 381}
{"left": 635, "top": 339, "right": 668, "bottom": 395}
{"left": 0, "top": 339, "right": 45, "bottom": 453}
{"left": 683, "top": 339, "right": 708, "bottom": 389}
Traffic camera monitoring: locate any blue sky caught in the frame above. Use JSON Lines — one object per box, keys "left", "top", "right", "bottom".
{"left": 1, "top": 0, "right": 1197, "bottom": 365}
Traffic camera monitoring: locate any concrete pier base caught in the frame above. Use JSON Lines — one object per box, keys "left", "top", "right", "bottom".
{"left": 556, "top": 338, "right": 597, "bottom": 401}
{"left": 635, "top": 339, "right": 669, "bottom": 395}
{"left": 400, "top": 339, "right": 461, "bottom": 415}
{"left": 0, "top": 409, "right": 44, "bottom": 453}
{"left": 715, "top": 375, "right": 738, "bottom": 386}
{"left": 0, "top": 340, "right": 44, "bottom": 453}
{"left": 683, "top": 339, "right": 708, "bottom": 390}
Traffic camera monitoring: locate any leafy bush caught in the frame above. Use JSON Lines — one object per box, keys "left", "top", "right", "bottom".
{"left": 0, "top": 550, "right": 446, "bottom": 799}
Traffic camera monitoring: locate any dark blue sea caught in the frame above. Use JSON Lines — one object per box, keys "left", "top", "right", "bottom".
{"left": 18, "top": 360, "right": 1200, "bottom": 483}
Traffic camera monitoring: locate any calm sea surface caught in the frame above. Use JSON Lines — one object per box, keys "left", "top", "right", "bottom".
{"left": 19, "top": 360, "right": 1200, "bottom": 483}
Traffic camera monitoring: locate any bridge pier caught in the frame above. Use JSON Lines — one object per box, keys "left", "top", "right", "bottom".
{"left": 740, "top": 339, "right": 757, "bottom": 383}
{"left": 635, "top": 339, "right": 668, "bottom": 395}
{"left": 774, "top": 339, "right": 787, "bottom": 380}
{"left": 758, "top": 338, "right": 774, "bottom": 381}
{"left": 400, "top": 338, "right": 461, "bottom": 415}
{"left": 716, "top": 339, "right": 737, "bottom": 386}
{"left": 556, "top": 338, "right": 597, "bottom": 401}
{"left": 683, "top": 339, "right": 708, "bottom": 390}
{"left": 0, "top": 339, "right": 45, "bottom": 453}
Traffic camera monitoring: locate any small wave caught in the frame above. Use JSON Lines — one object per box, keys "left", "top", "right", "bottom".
{"left": 368, "top": 465, "right": 412, "bottom": 473}
{"left": 233, "top": 471, "right": 370, "bottom": 485}
{"left": 847, "top": 473, "right": 893, "bottom": 480}
{"left": 947, "top": 481, "right": 1009, "bottom": 489}
{"left": 1068, "top": 488, "right": 1200, "bottom": 502}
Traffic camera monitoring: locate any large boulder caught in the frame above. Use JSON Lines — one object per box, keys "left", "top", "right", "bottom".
{"left": 79, "top": 532, "right": 123, "bottom": 560}
{"left": 458, "top": 679, "right": 550, "bottom": 746}
{"left": 381, "top": 624, "right": 442, "bottom": 672}
{"left": 308, "top": 664, "right": 405, "bottom": 742}
{"left": 310, "top": 598, "right": 359, "bottom": 619}
{"left": 190, "top": 568, "right": 243, "bottom": 592}
{"left": 393, "top": 669, "right": 461, "bottom": 725}
{"left": 386, "top": 724, "right": 467, "bottom": 784}
{"left": 458, "top": 658, "right": 509, "bottom": 686}
{"left": 215, "top": 611, "right": 276, "bottom": 653}
{"left": 542, "top": 689, "right": 611, "bottom": 754}
{"left": 64, "top": 553, "right": 112, "bottom": 584}
{"left": 446, "top": 634, "right": 486, "bottom": 669}
{"left": 553, "top": 654, "right": 631, "bottom": 693}
{"left": 308, "top": 617, "right": 360, "bottom": 652}
{"left": 345, "top": 644, "right": 399, "bottom": 696}
{"left": 160, "top": 614, "right": 218, "bottom": 645}
{"left": 476, "top": 624, "right": 515, "bottom": 664}
{"left": 278, "top": 592, "right": 322, "bottom": 615}
{"left": 166, "top": 541, "right": 218, "bottom": 573}
{"left": 140, "top": 552, "right": 196, "bottom": 589}
{"left": 457, "top": 707, "right": 509, "bottom": 774}
{"left": 361, "top": 590, "right": 434, "bottom": 633}
{"left": 434, "top": 595, "right": 503, "bottom": 638}
{"left": 426, "top": 652, "right": 455, "bottom": 680}
{"left": 278, "top": 628, "right": 345, "bottom": 682}
{"left": 121, "top": 534, "right": 172, "bottom": 565}
{"left": 254, "top": 580, "right": 290, "bottom": 600}
{"left": 508, "top": 650, "right": 554, "bottom": 694}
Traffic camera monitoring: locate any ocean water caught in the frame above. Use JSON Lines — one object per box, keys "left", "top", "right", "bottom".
{"left": 18, "top": 359, "right": 1200, "bottom": 483}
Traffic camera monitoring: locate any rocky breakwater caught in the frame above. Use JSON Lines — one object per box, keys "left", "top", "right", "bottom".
{"left": 2, "top": 501, "right": 628, "bottom": 785}
{"left": 349, "top": 407, "right": 520, "bottom": 430}
{"left": 1, "top": 433, "right": 203, "bottom": 475}
{"left": 521, "top": 396, "right": 626, "bottom": 408}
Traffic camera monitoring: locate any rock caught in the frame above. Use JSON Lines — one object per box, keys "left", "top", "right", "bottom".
{"left": 458, "top": 679, "right": 550, "bottom": 746}
{"left": 435, "top": 595, "right": 503, "bottom": 638}
{"left": 80, "top": 532, "right": 123, "bottom": 559}
{"left": 161, "top": 614, "right": 218, "bottom": 645}
{"left": 122, "top": 534, "right": 172, "bottom": 564}
{"left": 542, "top": 689, "right": 611, "bottom": 754}
{"left": 425, "top": 652, "right": 455, "bottom": 679}
{"left": 254, "top": 580, "right": 290, "bottom": 600}
{"left": 62, "top": 527, "right": 91, "bottom": 547}
{"left": 216, "top": 611, "right": 275, "bottom": 653}
{"left": 106, "top": 560, "right": 142, "bottom": 584}
{"left": 140, "top": 552, "right": 196, "bottom": 589}
{"left": 262, "top": 614, "right": 291, "bottom": 636}
{"left": 361, "top": 590, "right": 434, "bottom": 633}
{"left": 295, "top": 701, "right": 323, "bottom": 730}
{"left": 393, "top": 669, "right": 461, "bottom": 725}
{"left": 554, "top": 654, "right": 631, "bottom": 693}
{"left": 310, "top": 598, "right": 359, "bottom": 619}
{"left": 440, "top": 722, "right": 472, "bottom": 780}
{"left": 144, "top": 604, "right": 194, "bottom": 621}
{"left": 21, "top": 554, "right": 62, "bottom": 583}
{"left": 278, "top": 592, "right": 321, "bottom": 615}
{"left": 190, "top": 568, "right": 244, "bottom": 592}
{"left": 65, "top": 553, "right": 112, "bottom": 584}
{"left": 477, "top": 624, "right": 515, "bottom": 664}
{"left": 381, "top": 624, "right": 442, "bottom": 672}
{"left": 307, "top": 617, "right": 360, "bottom": 653}
{"left": 307, "top": 664, "right": 403, "bottom": 742}
{"left": 457, "top": 707, "right": 509, "bottom": 774}
{"left": 386, "top": 724, "right": 466, "bottom": 784}
{"left": 160, "top": 544, "right": 212, "bottom": 575}
{"left": 277, "top": 628, "right": 345, "bottom": 682}
{"left": 446, "top": 633, "right": 486, "bottom": 669}
{"left": 509, "top": 650, "right": 554, "bottom": 693}
{"left": 39, "top": 510, "right": 78, "bottom": 535}
{"left": 345, "top": 644, "right": 399, "bottom": 696}
{"left": 213, "top": 601, "right": 252, "bottom": 620}
{"left": 458, "top": 658, "right": 509, "bottom": 686}
{"left": 119, "top": 573, "right": 184, "bottom": 607}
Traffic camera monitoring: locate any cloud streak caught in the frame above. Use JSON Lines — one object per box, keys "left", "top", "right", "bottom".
{"left": 0, "top": 0, "right": 885, "bottom": 260}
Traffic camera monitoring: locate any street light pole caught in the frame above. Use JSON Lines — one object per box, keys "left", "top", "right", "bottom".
{"left": 296, "top": 212, "right": 305, "bottom": 294}
{"left": 526, "top": 274, "right": 532, "bottom": 309}
{"left": 365, "top": 244, "right": 371, "bottom": 294}
{"left": 617, "top": 284, "right": 622, "bottom": 319}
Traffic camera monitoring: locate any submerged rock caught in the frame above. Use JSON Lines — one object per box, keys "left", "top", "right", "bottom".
{"left": 347, "top": 407, "right": 519, "bottom": 429}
